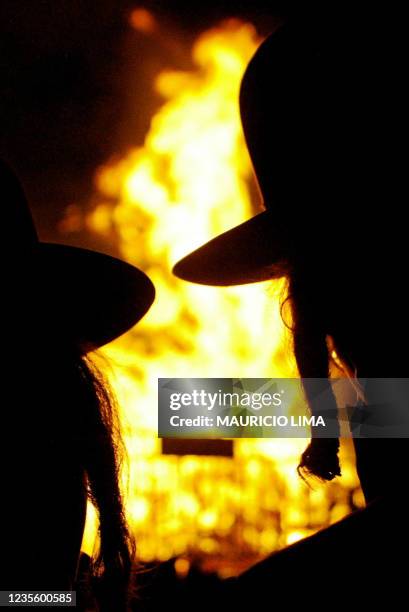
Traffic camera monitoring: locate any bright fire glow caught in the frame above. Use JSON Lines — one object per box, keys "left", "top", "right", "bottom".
{"left": 77, "top": 19, "right": 363, "bottom": 572}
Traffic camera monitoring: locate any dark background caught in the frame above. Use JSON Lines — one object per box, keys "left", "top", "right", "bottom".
{"left": 0, "top": 1, "right": 291, "bottom": 245}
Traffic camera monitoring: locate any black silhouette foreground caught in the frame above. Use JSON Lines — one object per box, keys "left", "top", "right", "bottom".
{"left": 0, "top": 160, "right": 155, "bottom": 610}
{"left": 174, "top": 9, "right": 408, "bottom": 602}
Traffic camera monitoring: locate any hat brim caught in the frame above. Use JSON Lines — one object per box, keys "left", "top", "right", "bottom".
{"left": 35, "top": 243, "right": 155, "bottom": 352}
{"left": 172, "top": 211, "right": 290, "bottom": 287}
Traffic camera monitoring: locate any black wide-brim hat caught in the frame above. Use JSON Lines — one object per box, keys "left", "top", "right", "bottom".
{"left": 173, "top": 14, "right": 376, "bottom": 286}
{"left": 2, "top": 160, "right": 155, "bottom": 352}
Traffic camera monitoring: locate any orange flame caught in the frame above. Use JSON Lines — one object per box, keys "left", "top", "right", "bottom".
{"left": 130, "top": 9, "right": 157, "bottom": 34}
{"left": 79, "top": 20, "right": 363, "bottom": 572}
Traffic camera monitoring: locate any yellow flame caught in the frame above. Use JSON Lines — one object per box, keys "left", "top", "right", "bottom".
{"left": 81, "top": 20, "right": 363, "bottom": 570}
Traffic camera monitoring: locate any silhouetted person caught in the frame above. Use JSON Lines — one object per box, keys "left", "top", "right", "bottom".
{"left": 0, "top": 161, "right": 155, "bottom": 610}
{"left": 174, "top": 8, "right": 408, "bottom": 600}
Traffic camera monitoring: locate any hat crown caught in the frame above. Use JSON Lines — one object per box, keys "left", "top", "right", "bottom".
{"left": 239, "top": 16, "right": 404, "bottom": 212}
{"left": 0, "top": 161, "right": 38, "bottom": 256}
{"left": 0, "top": 161, "right": 154, "bottom": 351}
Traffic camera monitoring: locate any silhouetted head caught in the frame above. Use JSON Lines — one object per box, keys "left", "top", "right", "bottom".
{"left": 0, "top": 161, "right": 155, "bottom": 605}
{"left": 173, "top": 12, "right": 407, "bottom": 490}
